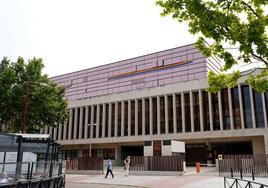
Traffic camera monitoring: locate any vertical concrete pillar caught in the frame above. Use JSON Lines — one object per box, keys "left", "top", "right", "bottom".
{"left": 128, "top": 100, "right": 131, "bottom": 136}
{"left": 262, "top": 93, "right": 267, "bottom": 127}
{"left": 199, "top": 90, "right": 204, "bottom": 132}
{"left": 181, "top": 93, "right": 185, "bottom": 133}
{"left": 157, "top": 96, "right": 161, "bottom": 135}
{"left": 115, "top": 102, "right": 118, "bottom": 137}
{"left": 68, "top": 108, "right": 73, "bottom": 140}
{"left": 78, "top": 107, "right": 83, "bottom": 139}
{"left": 73, "top": 108, "right": 78, "bottom": 139}
{"left": 190, "top": 91, "right": 194, "bottom": 132}
{"left": 63, "top": 120, "right": 67, "bottom": 140}
{"left": 173, "top": 93, "right": 177, "bottom": 133}
{"left": 149, "top": 97, "right": 153, "bottom": 135}
{"left": 53, "top": 127, "right": 57, "bottom": 140}
{"left": 249, "top": 87, "right": 256, "bottom": 128}
{"left": 84, "top": 106, "right": 89, "bottom": 139}
{"left": 135, "top": 99, "right": 138, "bottom": 136}
{"left": 121, "top": 101, "right": 125, "bottom": 137}
{"left": 142, "top": 98, "right": 145, "bottom": 135}
{"left": 164, "top": 95, "right": 169, "bottom": 134}
{"left": 264, "top": 134, "right": 268, "bottom": 154}
{"left": 228, "top": 88, "right": 234, "bottom": 130}
{"left": 238, "top": 84, "right": 245, "bottom": 129}
{"left": 108, "top": 103, "right": 112, "bottom": 138}
{"left": 208, "top": 92, "right": 213, "bottom": 131}
{"left": 96, "top": 104, "right": 100, "bottom": 138}
{"left": 58, "top": 124, "right": 62, "bottom": 140}
{"left": 218, "top": 91, "right": 223, "bottom": 130}
{"left": 102, "top": 104, "right": 106, "bottom": 138}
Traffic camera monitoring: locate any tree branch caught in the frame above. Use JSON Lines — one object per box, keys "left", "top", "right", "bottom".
{"left": 241, "top": 1, "right": 261, "bottom": 19}
{"left": 252, "top": 54, "right": 268, "bottom": 66}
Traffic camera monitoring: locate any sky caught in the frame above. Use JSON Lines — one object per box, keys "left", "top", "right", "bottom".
{"left": 0, "top": 0, "right": 197, "bottom": 77}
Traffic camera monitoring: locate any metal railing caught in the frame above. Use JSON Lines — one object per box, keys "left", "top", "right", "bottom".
{"left": 224, "top": 177, "right": 268, "bottom": 188}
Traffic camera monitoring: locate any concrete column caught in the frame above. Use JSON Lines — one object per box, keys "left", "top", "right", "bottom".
{"left": 135, "top": 99, "right": 138, "bottom": 136}
{"left": 208, "top": 92, "right": 213, "bottom": 131}
{"left": 68, "top": 108, "right": 73, "bottom": 140}
{"left": 173, "top": 93, "right": 177, "bottom": 133}
{"left": 102, "top": 104, "right": 106, "bottom": 138}
{"left": 121, "top": 101, "right": 125, "bottom": 136}
{"left": 264, "top": 134, "right": 268, "bottom": 154}
{"left": 73, "top": 108, "right": 78, "bottom": 139}
{"left": 164, "top": 95, "right": 169, "bottom": 134}
{"left": 149, "top": 97, "right": 153, "bottom": 135}
{"left": 218, "top": 91, "right": 223, "bottom": 130}
{"left": 63, "top": 121, "right": 67, "bottom": 140}
{"left": 78, "top": 107, "right": 83, "bottom": 139}
{"left": 199, "top": 90, "right": 204, "bottom": 132}
{"left": 190, "top": 91, "right": 194, "bottom": 132}
{"left": 96, "top": 104, "right": 100, "bottom": 138}
{"left": 262, "top": 93, "right": 268, "bottom": 127}
{"left": 128, "top": 100, "right": 131, "bottom": 136}
{"left": 181, "top": 93, "right": 185, "bottom": 133}
{"left": 90, "top": 106, "right": 95, "bottom": 138}
{"left": 238, "top": 84, "right": 245, "bottom": 129}
{"left": 53, "top": 127, "right": 57, "bottom": 140}
{"left": 108, "top": 103, "right": 112, "bottom": 137}
{"left": 115, "top": 102, "right": 118, "bottom": 137}
{"left": 58, "top": 124, "right": 62, "bottom": 140}
{"left": 142, "top": 98, "right": 145, "bottom": 135}
{"left": 157, "top": 96, "right": 161, "bottom": 135}
{"left": 249, "top": 87, "right": 256, "bottom": 128}
{"left": 228, "top": 88, "right": 234, "bottom": 130}
{"left": 49, "top": 127, "right": 53, "bottom": 138}
{"left": 84, "top": 106, "right": 89, "bottom": 139}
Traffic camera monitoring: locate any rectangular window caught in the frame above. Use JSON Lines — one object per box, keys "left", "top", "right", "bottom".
{"left": 221, "top": 89, "right": 230, "bottom": 130}
{"left": 160, "top": 96, "right": 165, "bottom": 134}
{"left": 81, "top": 107, "right": 85, "bottom": 138}
{"left": 202, "top": 91, "right": 210, "bottom": 131}
{"left": 76, "top": 108, "right": 80, "bottom": 139}
{"left": 152, "top": 98, "right": 158, "bottom": 135}
{"left": 211, "top": 93, "right": 220, "bottom": 130}
{"left": 124, "top": 101, "right": 128, "bottom": 136}
{"left": 71, "top": 108, "right": 75, "bottom": 139}
{"left": 99, "top": 105, "right": 103, "bottom": 138}
{"left": 87, "top": 106, "right": 91, "bottom": 138}
{"left": 168, "top": 95, "right": 174, "bottom": 133}
{"left": 118, "top": 102, "right": 122, "bottom": 137}
{"left": 131, "top": 101, "right": 135, "bottom": 136}
{"left": 242, "top": 85, "right": 253, "bottom": 128}
{"left": 184, "top": 93, "right": 191, "bottom": 132}
{"left": 176, "top": 94, "right": 182, "bottom": 132}
{"left": 145, "top": 99, "right": 150, "bottom": 135}
{"left": 111, "top": 103, "right": 115, "bottom": 137}
{"left": 193, "top": 92, "right": 200, "bottom": 132}
{"left": 105, "top": 104, "right": 109, "bottom": 137}
{"left": 138, "top": 100, "right": 142, "bottom": 135}
{"left": 231, "top": 87, "right": 241, "bottom": 129}
{"left": 253, "top": 91, "right": 265, "bottom": 128}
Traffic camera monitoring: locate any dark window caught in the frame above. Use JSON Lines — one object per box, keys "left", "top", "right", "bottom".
{"left": 87, "top": 106, "right": 91, "bottom": 138}
{"left": 99, "top": 105, "right": 103, "bottom": 138}
{"left": 193, "top": 92, "right": 200, "bottom": 132}
{"left": 152, "top": 98, "right": 158, "bottom": 134}
{"left": 242, "top": 85, "right": 253, "bottom": 128}
{"left": 168, "top": 95, "right": 174, "bottom": 133}
{"left": 145, "top": 99, "right": 150, "bottom": 135}
{"left": 66, "top": 117, "right": 69, "bottom": 140}
{"left": 81, "top": 107, "right": 85, "bottom": 139}
{"left": 131, "top": 101, "right": 135, "bottom": 136}
{"left": 176, "top": 94, "right": 182, "bottom": 132}
{"left": 111, "top": 103, "right": 115, "bottom": 137}
{"left": 144, "top": 141, "right": 152, "bottom": 146}
{"left": 265, "top": 91, "right": 268, "bottom": 123}
{"left": 118, "top": 102, "right": 122, "bottom": 137}
{"left": 93, "top": 106, "right": 97, "bottom": 138}
{"left": 184, "top": 93, "right": 191, "bottom": 132}
{"left": 71, "top": 109, "right": 75, "bottom": 139}
{"left": 160, "top": 96, "right": 165, "bottom": 134}
{"left": 163, "top": 140, "right": 171, "bottom": 145}
{"left": 124, "top": 101, "right": 128, "bottom": 136}
{"left": 202, "top": 91, "right": 210, "bottom": 131}
{"left": 222, "top": 89, "right": 230, "bottom": 130}
{"left": 231, "top": 87, "right": 241, "bottom": 129}
{"left": 105, "top": 104, "right": 109, "bottom": 137}
{"left": 138, "top": 100, "right": 142, "bottom": 135}
{"left": 253, "top": 91, "right": 265, "bottom": 128}
{"left": 211, "top": 93, "right": 220, "bottom": 130}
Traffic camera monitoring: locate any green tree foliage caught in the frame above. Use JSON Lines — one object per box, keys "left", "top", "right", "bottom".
{"left": 156, "top": 0, "right": 268, "bottom": 93}
{"left": 0, "top": 57, "right": 69, "bottom": 133}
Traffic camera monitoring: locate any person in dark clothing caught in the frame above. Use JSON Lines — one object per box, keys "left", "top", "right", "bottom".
{"left": 104, "top": 159, "right": 114, "bottom": 178}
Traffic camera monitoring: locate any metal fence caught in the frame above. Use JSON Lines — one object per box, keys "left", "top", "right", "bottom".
{"left": 66, "top": 157, "right": 103, "bottom": 171}
{"left": 219, "top": 154, "right": 268, "bottom": 176}
{"left": 224, "top": 177, "right": 268, "bottom": 188}
{"left": 0, "top": 162, "right": 64, "bottom": 188}
{"left": 130, "top": 155, "right": 184, "bottom": 171}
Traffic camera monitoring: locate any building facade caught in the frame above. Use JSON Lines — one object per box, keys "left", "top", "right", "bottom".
{"left": 45, "top": 44, "right": 268, "bottom": 165}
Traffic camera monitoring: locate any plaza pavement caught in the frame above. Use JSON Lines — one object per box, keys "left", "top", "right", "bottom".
{"left": 65, "top": 167, "right": 268, "bottom": 188}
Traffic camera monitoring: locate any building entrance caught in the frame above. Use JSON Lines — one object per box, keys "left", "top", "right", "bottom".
{"left": 121, "top": 146, "right": 143, "bottom": 160}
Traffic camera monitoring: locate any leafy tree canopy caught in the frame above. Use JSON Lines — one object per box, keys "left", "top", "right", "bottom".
{"left": 0, "top": 57, "right": 69, "bottom": 133}
{"left": 157, "top": 0, "right": 268, "bottom": 93}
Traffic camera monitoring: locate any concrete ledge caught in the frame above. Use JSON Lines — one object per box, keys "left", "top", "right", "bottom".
{"left": 66, "top": 170, "right": 103, "bottom": 175}
{"left": 129, "top": 171, "right": 184, "bottom": 176}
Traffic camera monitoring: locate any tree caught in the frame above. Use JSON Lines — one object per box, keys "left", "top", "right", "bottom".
{"left": 156, "top": 0, "right": 268, "bottom": 93}
{"left": 0, "top": 57, "right": 69, "bottom": 133}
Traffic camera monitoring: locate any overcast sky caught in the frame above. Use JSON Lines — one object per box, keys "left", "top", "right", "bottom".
{"left": 0, "top": 0, "right": 197, "bottom": 77}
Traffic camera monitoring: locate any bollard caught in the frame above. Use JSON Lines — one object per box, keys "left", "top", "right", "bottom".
{"left": 196, "top": 162, "right": 200, "bottom": 173}
{"left": 252, "top": 169, "right": 255, "bottom": 181}
{"left": 240, "top": 169, "right": 243, "bottom": 179}
{"left": 231, "top": 168, "right": 233, "bottom": 178}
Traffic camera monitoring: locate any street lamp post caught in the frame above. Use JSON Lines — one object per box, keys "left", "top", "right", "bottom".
{"left": 21, "top": 81, "right": 49, "bottom": 133}
{"left": 88, "top": 123, "right": 97, "bottom": 157}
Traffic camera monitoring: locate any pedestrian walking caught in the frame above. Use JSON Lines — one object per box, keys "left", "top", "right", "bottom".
{"left": 104, "top": 159, "right": 114, "bottom": 178}
{"left": 124, "top": 156, "right": 131, "bottom": 176}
